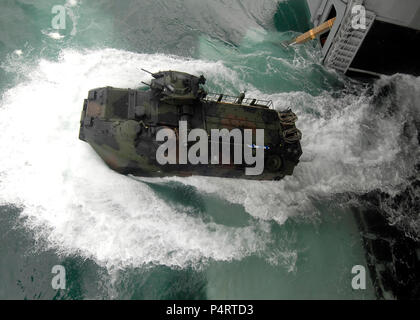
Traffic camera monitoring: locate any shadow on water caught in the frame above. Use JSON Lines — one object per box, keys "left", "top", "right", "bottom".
{"left": 0, "top": 205, "right": 209, "bottom": 299}
{"left": 0, "top": 205, "right": 107, "bottom": 300}
{"left": 274, "top": 0, "right": 312, "bottom": 32}
{"left": 140, "top": 179, "right": 253, "bottom": 228}
{"left": 204, "top": 200, "right": 377, "bottom": 299}
{"left": 112, "top": 266, "right": 207, "bottom": 300}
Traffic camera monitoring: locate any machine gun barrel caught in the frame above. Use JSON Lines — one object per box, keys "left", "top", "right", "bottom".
{"left": 141, "top": 68, "right": 161, "bottom": 79}
{"left": 141, "top": 68, "right": 153, "bottom": 75}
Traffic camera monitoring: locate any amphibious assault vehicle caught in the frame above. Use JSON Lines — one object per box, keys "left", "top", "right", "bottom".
{"left": 79, "top": 70, "right": 302, "bottom": 180}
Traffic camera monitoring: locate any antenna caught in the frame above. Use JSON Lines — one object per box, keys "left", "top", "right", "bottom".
{"left": 140, "top": 68, "right": 153, "bottom": 75}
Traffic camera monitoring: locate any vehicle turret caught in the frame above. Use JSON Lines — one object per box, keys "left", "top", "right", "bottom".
{"left": 143, "top": 69, "right": 207, "bottom": 105}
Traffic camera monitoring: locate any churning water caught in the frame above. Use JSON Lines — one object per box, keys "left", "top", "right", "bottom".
{"left": 0, "top": 0, "right": 418, "bottom": 299}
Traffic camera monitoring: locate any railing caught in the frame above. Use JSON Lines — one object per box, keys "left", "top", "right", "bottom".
{"left": 203, "top": 93, "right": 274, "bottom": 109}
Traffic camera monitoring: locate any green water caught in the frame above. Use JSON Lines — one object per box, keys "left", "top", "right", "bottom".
{"left": 2, "top": 0, "right": 418, "bottom": 300}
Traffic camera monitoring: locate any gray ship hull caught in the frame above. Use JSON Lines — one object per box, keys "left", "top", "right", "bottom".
{"left": 306, "top": 0, "right": 420, "bottom": 78}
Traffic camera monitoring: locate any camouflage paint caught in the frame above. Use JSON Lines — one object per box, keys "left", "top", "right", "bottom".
{"left": 79, "top": 71, "right": 302, "bottom": 180}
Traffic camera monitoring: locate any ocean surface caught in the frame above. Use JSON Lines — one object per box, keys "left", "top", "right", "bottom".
{"left": 0, "top": 0, "right": 419, "bottom": 299}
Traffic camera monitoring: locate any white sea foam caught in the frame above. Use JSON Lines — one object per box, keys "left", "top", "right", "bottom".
{"left": 44, "top": 31, "right": 65, "bottom": 40}
{"left": 170, "top": 76, "right": 419, "bottom": 224}
{"left": 0, "top": 49, "right": 270, "bottom": 269}
{"left": 0, "top": 48, "right": 418, "bottom": 269}
{"left": 66, "top": 0, "right": 79, "bottom": 8}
